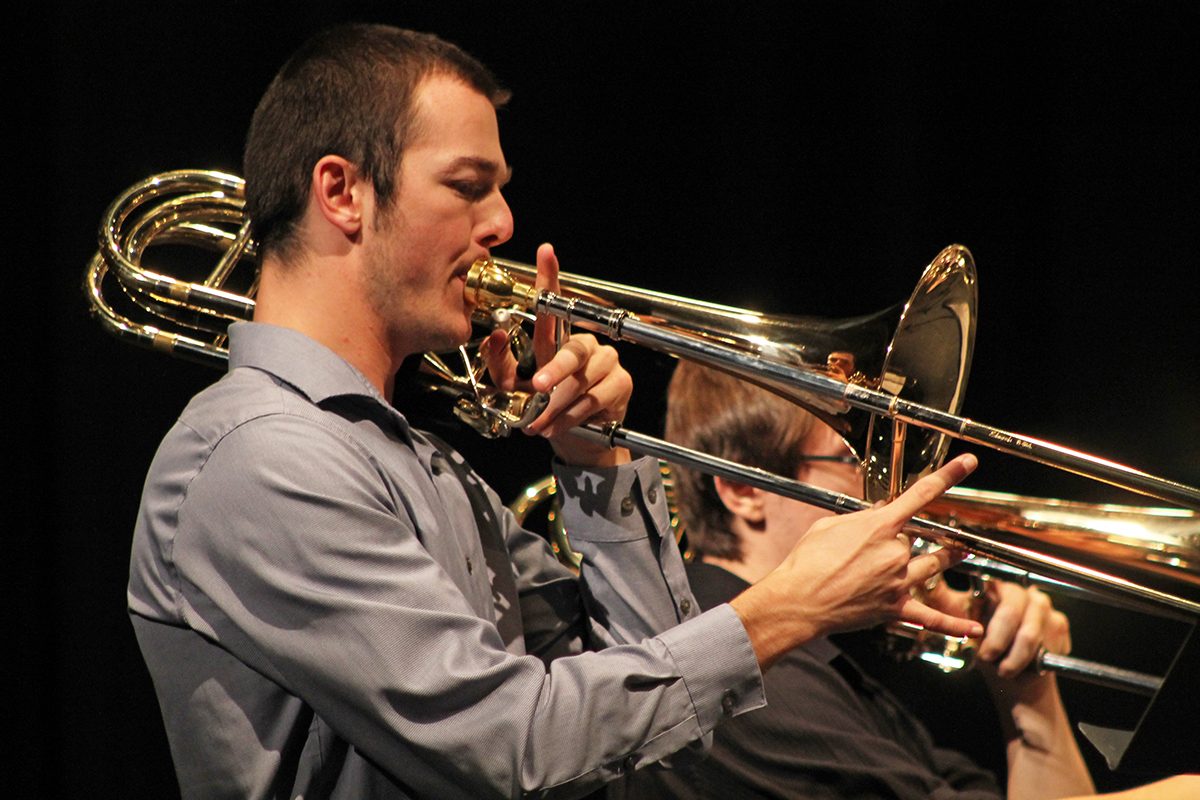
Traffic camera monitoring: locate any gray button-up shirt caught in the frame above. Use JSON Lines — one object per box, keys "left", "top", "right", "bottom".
{"left": 129, "top": 322, "right": 763, "bottom": 799}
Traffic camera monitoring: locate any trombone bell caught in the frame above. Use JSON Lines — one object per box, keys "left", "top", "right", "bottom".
{"left": 469, "top": 246, "right": 979, "bottom": 505}
{"left": 926, "top": 487, "right": 1200, "bottom": 614}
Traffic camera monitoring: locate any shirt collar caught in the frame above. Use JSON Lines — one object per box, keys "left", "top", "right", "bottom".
{"left": 227, "top": 321, "right": 394, "bottom": 410}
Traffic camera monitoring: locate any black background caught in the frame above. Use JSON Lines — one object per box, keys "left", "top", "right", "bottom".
{"left": 35, "top": 2, "right": 1198, "bottom": 796}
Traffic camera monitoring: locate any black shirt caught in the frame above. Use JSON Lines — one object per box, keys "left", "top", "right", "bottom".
{"left": 622, "top": 561, "right": 1003, "bottom": 799}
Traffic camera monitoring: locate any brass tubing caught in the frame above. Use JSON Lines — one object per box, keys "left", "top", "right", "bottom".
{"left": 468, "top": 262, "right": 1200, "bottom": 511}
{"left": 573, "top": 421, "right": 1200, "bottom": 619}
{"left": 1038, "top": 652, "right": 1163, "bottom": 697}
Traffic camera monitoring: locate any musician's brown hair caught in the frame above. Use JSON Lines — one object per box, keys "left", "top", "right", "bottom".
{"left": 666, "top": 361, "right": 817, "bottom": 560}
{"left": 244, "top": 23, "right": 510, "bottom": 261}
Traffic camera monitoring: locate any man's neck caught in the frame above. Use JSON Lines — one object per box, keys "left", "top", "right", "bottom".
{"left": 700, "top": 553, "right": 770, "bottom": 585}
{"left": 254, "top": 256, "right": 403, "bottom": 401}
{"left": 702, "top": 514, "right": 807, "bottom": 585}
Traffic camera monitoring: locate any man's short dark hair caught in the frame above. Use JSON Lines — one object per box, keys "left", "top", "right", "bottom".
{"left": 244, "top": 23, "right": 510, "bottom": 260}
{"left": 665, "top": 361, "right": 817, "bottom": 560}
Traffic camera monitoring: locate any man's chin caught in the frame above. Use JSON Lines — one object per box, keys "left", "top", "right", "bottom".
{"left": 425, "top": 318, "right": 475, "bottom": 354}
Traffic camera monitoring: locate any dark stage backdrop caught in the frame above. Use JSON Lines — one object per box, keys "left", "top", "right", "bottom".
{"left": 37, "top": 2, "right": 1198, "bottom": 796}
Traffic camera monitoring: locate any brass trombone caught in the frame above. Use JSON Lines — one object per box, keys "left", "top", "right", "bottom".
{"left": 87, "top": 170, "right": 1199, "bottom": 690}
{"left": 467, "top": 259, "right": 1200, "bottom": 512}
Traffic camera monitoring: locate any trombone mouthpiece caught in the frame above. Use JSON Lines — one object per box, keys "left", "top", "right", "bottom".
{"left": 465, "top": 259, "right": 539, "bottom": 311}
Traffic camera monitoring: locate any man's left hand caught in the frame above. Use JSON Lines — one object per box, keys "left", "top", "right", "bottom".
{"left": 483, "top": 243, "right": 632, "bottom": 467}
{"left": 927, "top": 579, "right": 1071, "bottom": 679}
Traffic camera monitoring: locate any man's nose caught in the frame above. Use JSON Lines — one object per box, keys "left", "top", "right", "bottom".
{"left": 477, "top": 191, "right": 514, "bottom": 249}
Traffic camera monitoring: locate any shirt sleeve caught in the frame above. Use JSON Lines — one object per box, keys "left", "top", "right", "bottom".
{"left": 552, "top": 457, "right": 697, "bottom": 646}
{"left": 499, "top": 456, "right": 704, "bottom": 659}
{"left": 169, "top": 414, "right": 763, "bottom": 799}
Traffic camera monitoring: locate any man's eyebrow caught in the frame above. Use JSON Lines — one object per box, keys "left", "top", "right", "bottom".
{"left": 445, "top": 157, "right": 514, "bottom": 186}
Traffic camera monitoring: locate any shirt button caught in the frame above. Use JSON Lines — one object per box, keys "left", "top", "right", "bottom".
{"left": 680, "top": 597, "right": 692, "bottom": 615}
{"left": 721, "top": 689, "right": 737, "bottom": 716}
{"left": 648, "top": 486, "right": 659, "bottom": 503}
{"left": 620, "top": 495, "right": 635, "bottom": 516}
{"left": 430, "top": 456, "right": 446, "bottom": 476}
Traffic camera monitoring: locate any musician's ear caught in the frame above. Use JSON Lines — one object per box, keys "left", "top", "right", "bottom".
{"left": 713, "top": 476, "right": 765, "bottom": 524}
{"left": 310, "top": 155, "right": 367, "bottom": 238}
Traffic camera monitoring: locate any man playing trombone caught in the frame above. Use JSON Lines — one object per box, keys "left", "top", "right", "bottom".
{"left": 627, "top": 360, "right": 1196, "bottom": 799}
{"left": 126, "top": 23, "right": 987, "bottom": 799}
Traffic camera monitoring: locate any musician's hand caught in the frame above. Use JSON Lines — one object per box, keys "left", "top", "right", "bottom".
{"left": 484, "top": 243, "right": 632, "bottom": 467}
{"left": 927, "top": 578, "right": 1071, "bottom": 678}
{"left": 731, "top": 454, "right": 985, "bottom": 670}
{"left": 932, "top": 581, "right": 1082, "bottom": 778}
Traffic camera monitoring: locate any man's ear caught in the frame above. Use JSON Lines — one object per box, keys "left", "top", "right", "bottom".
{"left": 311, "top": 155, "right": 366, "bottom": 237}
{"left": 712, "top": 476, "right": 766, "bottom": 523}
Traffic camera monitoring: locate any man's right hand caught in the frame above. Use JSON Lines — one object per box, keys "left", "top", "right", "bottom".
{"left": 729, "top": 453, "right": 984, "bottom": 670}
